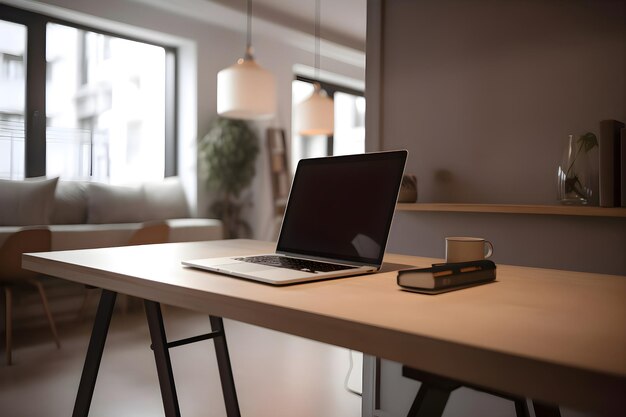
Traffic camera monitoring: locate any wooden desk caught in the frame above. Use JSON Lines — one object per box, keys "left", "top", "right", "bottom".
{"left": 23, "top": 239, "right": 626, "bottom": 416}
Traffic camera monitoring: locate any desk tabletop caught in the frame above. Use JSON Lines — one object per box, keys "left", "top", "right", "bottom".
{"left": 23, "top": 239, "right": 626, "bottom": 414}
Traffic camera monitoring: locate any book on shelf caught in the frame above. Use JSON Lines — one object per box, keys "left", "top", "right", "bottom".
{"left": 621, "top": 128, "right": 626, "bottom": 208}
{"left": 599, "top": 119, "right": 625, "bottom": 207}
{"left": 397, "top": 260, "right": 496, "bottom": 294}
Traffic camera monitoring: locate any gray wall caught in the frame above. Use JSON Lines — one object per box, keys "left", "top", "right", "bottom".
{"left": 366, "top": 1, "right": 625, "bottom": 416}
{"left": 368, "top": 0, "right": 626, "bottom": 275}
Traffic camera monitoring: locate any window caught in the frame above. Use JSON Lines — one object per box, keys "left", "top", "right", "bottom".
{"left": 291, "top": 76, "right": 365, "bottom": 169}
{"left": 0, "top": 4, "right": 176, "bottom": 183}
{"left": 46, "top": 23, "right": 166, "bottom": 182}
{"left": 2, "top": 52, "right": 24, "bottom": 79}
{"left": 333, "top": 91, "right": 365, "bottom": 156}
{"left": 0, "top": 19, "right": 26, "bottom": 179}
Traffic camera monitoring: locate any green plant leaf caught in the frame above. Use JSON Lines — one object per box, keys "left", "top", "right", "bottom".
{"left": 577, "top": 132, "right": 598, "bottom": 153}
{"left": 198, "top": 117, "right": 259, "bottom": 197}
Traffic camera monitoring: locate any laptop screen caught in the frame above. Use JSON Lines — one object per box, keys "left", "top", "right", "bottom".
{"left": 276, "top": 150, "right": 407, "bottom": 266}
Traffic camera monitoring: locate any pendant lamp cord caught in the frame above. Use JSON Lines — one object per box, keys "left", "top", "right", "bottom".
{"left": 315, "top": 0, "right": 320, "bottom": 79}
{"left": 245, "top": 0, "right": 253, "bottom": 59}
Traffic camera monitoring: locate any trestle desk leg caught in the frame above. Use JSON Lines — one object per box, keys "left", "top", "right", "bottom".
{"left": 533, "top": 401, "right": 561, "bottom": 417}
{"left": 406, "top": 383, "right": 451, "bottom": 417}
{"left": 209, "top": 315, "right": 241, "bottom": 417}
{"left": 72, "top": 289, "right": 117, "bottom": 417}
{"left": 144, "top": 300, "right": 181, "bottom": 417}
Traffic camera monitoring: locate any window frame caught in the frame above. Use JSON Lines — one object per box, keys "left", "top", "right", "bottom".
{"left": 295, "top": 75, "right": 363, "bottom": 98}
{"left": 294, "top": 75, "right": 364, "bottom": 155}
{"left": 0, "top": 3, "right": 177, "bottom": 178}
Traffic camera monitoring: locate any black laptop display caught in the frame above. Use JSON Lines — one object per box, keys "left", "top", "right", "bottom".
{"left": 277, "top": 150, "right": 407, "bottom": 267}
{"left": 182, "top": 150, "right": 408, "bottom": 285}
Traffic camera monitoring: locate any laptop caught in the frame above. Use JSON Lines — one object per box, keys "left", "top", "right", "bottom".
{"left": 182, "top": 150, "right": 408, "bottom": 285}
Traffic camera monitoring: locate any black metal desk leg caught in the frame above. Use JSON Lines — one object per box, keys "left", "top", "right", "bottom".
{"left": 533, "top": 401, "right": 561, "bottom": 417}
{"left": 406, "top": 383, "right": 451, "bottom": 417}
{"left": 73, "top": 289, "right": 117, "bottom": 417}
{"left": 515, "top": 399, "right": 531, "bottom": 417}
{"left": 209, "top": 315, "right": 241, "bottom": 417}
{"left": 144, "top": 300, "right": 181, "bottom": 417}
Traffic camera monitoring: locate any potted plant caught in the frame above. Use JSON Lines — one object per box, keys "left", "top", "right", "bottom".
{"left": 199, "top": 117, "right": 259, "bottom": 238}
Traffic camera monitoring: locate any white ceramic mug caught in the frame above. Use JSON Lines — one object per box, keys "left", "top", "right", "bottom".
{"left": 445, "top": 237, "right": 494, "bottom": 263}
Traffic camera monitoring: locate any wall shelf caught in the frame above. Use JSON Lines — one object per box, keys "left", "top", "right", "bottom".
{"left": 396, "top": 203, "right": 626, "bottom": 218}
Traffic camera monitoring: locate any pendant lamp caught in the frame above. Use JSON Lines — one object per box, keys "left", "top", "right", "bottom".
{"left": 296, "top": 0, "right": 334, "bottom": 136}
{"left": 217, "top": 0, "right": 276, "bottom": 120}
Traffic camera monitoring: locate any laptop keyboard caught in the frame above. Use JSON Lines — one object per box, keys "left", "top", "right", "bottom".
{"left": 234, "top": 255, "right": 356, "bottom": 273}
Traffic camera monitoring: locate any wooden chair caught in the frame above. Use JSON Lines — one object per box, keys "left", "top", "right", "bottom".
{"left": 127, "top": 221, "right": 170, "bottom": 246}
{"left": 80, "top": 221, "right": 170, "bottom": 315}
{"left": 0, "top": 227, "right": 60, "bottom": 365}
{"left": 120, "top": 221, "right": 170, "bottom": 312}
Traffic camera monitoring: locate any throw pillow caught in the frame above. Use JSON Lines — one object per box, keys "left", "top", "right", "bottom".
{"left": 143, "top": 177, "right": 191, "bottom": 220}
{"left": 87, "top": 183, "right": 146, "bottom": 224}
{"left": 0, "top": 177, "right": 59, "bottom": 226}
{"left": 52, "top": 181, "right": 89, "bottom": 224}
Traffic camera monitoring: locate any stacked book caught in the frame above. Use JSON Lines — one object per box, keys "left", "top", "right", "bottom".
{"left": 397, "top": 260, "right": 496, "bottom": 294}
{"left": 599, "top": 119, "right": 626, "bottom": 207}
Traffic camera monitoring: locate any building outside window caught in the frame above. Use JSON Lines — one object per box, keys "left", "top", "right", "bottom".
{"left": 0, "top": 5, "right": 174, "bottom": 183}
{"left": 0, "top": 19, "right": 26, "bottom": 179}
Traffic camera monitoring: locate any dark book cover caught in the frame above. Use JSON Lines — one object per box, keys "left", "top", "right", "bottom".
{"left": 622, "top": 128, "right": 626, "bottom": 208}
{"left": 599, "top": 120, "right": 625, "bottom": 207}
{"left": 397, "top": 260, "right": 496, "bottom": 294}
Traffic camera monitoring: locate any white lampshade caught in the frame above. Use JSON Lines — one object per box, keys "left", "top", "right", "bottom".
{"left": 296, "top": 85, "right": 334, "bottom": 136}
{"left": 217, "top": 57, "right": 276, "bottom": 120}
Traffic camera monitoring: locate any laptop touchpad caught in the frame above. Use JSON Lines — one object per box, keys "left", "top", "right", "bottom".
{"left": 218, "top": 262, "right": 274, "bottom": 273}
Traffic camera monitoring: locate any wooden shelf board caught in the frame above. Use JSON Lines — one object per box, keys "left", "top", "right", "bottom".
{"left": 396, "top": 203, "right": 626, "bottom": 218}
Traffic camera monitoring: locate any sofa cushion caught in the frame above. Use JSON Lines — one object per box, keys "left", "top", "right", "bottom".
{"left": 143, "top": 177, "right": 190, "bottom": 220}
{"left": 0, "top": 177, "right": 59, "bottom": 226}
{"left": 52, "top": 181, "right": 88, "bottom": 224}
{"left": 166, "top": 218, "right": 223, "bottom": 242}
{"left": 47, "top": 219, "right": 223, "bottom": 250}
{"left": 49, "top": 223, "right": 139, "bottom": 250}
{"left": 87, "top": 183, "right": 147, "bottom": 224}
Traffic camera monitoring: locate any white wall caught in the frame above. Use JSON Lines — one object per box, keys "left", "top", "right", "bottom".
{"left": 366, "top": 1, "right": 625, "bottom": 417}
{"left": 369, "top": 0, "right": 626, "bottom": 274}
{"left": 379, "top": 0, "right": 625, "bottom": 205}
{"left": 10, "top": 0, "right": 365, "bottom": 239}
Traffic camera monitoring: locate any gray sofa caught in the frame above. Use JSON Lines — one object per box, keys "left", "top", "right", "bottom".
{"left": 0, "top": 177, "right": 223, "bottom": 249}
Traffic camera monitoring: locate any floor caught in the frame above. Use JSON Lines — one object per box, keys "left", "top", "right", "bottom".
{"left": 0, "top": 299, "right": 362, "bottom": 417}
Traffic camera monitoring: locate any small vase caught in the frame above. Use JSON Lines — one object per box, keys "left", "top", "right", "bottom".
{"left": 557, "top": 134, "right": 592, "bottom": 205}
{"left": 398, "top": 175, "right": 418, "bottom": 203}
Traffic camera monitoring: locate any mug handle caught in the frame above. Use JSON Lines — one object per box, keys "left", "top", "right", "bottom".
{"left": 484, "top": 241, "right": 494, "bottom": 259}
